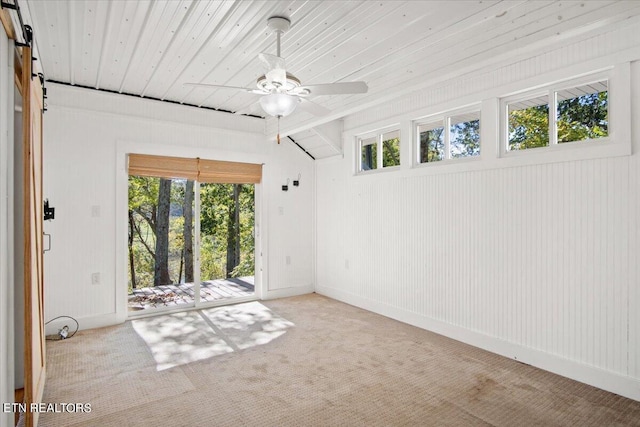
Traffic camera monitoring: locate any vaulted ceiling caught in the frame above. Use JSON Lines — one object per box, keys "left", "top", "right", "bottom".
{"left": 22, "top": 0, "right": 640, "bottom": 158}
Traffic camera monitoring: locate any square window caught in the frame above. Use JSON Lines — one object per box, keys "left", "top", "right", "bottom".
{"left": 450, "top": 111, "right": 480, "bottom": 158}
{"left": 418, "top": 122, "right": 445, "bottom": 163}
{"left": 360, "top": 137, "right": 377, "bottom": 171}
{"left": 358, "top": 129, "right": 401, "bottom": 173}
{"left": 556, "top": 81, "right": 608, "bottom": 143}
{"left": 507, "top": 95, "right": 549, "bottom": 151}
{"left": 382, "top": 130, "right": 400, "bottom": 167}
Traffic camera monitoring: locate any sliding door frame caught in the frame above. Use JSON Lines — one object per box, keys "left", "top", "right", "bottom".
{"left": 119, "top": 149, "right": 263, "bottom": 320}
{"left": 191, "top": 180, "right": 261, "bottom": 308}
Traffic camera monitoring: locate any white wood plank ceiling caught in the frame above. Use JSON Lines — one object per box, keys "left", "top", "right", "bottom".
{"left": 23, "top": 0, "right": 640, "bottom": 159}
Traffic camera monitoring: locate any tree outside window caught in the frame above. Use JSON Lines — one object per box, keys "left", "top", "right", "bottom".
{"left": 417, "top": 109, "right": 480, "bottom": 164}
{"left": 358, "top": 130, "right": 401, "bottom": 172}
{"left": 506, "top": 80, "right": 608, "bottom": 151}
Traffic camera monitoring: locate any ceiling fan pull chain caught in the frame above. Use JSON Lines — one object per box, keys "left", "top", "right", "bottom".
{"left": 277, "top": 116, "right": 281, "bottom": 144}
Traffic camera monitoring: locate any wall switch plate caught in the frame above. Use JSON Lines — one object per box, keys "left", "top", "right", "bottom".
{"left": 91, "top": 272, "right": 100, "bottom": 285}
{"left": 286, "top": 255, "right": 291, "bottom": 265}
{"left": 91, "top": 205, "right": 100, "bottom": 217}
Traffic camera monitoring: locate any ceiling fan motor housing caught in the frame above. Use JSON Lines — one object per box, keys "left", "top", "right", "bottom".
{"left": 267, "top": 16, "right": 291, "bottom": 34}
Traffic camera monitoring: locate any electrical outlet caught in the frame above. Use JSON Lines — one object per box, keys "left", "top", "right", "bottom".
{"left": 91, "top": 272, "right": 100, "bottom": 285}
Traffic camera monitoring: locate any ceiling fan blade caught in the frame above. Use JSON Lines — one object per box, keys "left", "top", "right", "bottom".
{"left": 258, "top": 53, "right": 287, "bottom": 88}
{"left": 297, "top": 98, "right": 331, "bottom": 116}
{"left": 295, "top": 81, "right": 368, "bottom": 96}
{"left": 183, "top": 82, "right": 262, "bottom": 93}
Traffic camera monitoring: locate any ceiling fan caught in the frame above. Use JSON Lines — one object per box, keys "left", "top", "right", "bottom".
{"left": 184, "top": 16, "right": 368, "bottom": 122}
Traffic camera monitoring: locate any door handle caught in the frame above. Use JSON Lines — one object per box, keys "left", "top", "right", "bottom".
{"left": 43, "top": 232, "right": 51, "bottom": 253}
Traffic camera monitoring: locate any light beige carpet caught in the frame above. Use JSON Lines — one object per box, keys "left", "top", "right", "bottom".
{"left": 40, "top": 294, "right": 640, "bottom": 426}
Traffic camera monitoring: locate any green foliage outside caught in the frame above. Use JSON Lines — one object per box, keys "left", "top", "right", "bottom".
{"left": 419, "top": 126, "right": 444, "bottom": 163}
{"left": 361, "top": 137, "right": 400, "bottom": 170}
{"left": 382, "top": 137, "right": 400, "bottom": 167}
{"left": 557, "top": 91, "right": 608, "bottom": 143}
{"left": 200, "top": 183, "right": 255, "bottom": 280}
{"left": 450, "top": 120, "right": 480, "bottom": 158}
{"left": 419, "top": 118, "right": 479, "bottom": 163}
{"left": 508, "top": 104, "right": 550, "bottom": 150}
{"left": 509, "top": 90, "right": 608, "bottom": 150}
{"left": 128, "top": 176, "right": 254, "bottom": 292}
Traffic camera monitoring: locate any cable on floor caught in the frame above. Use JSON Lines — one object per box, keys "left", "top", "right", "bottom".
{"left": 45, "top": 315, "right": 79, "bottom": 341}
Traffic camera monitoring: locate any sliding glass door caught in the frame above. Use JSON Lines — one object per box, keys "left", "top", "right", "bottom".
{"left": 126, "top": 154, "right": 261, "bottom": 315}
{"left": 198, "top": 183, "right": 256, "bottom": 303}
{"left": 127, "top": 176, "right": 196, "bottom": 312}
{"left": 126, "top": 167, "right": 260, "bottom": 315}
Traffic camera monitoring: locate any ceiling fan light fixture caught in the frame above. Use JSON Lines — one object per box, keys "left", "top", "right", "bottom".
{"left": 259, "top": 93, "right": 298, "bottom": 117}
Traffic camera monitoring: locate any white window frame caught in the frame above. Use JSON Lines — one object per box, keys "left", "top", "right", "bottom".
{"left": 500, "top": 70, "right": 611, "bottom": 157}
{"left": 414, "top": 105, "right": 481, "bottom": 167}
{"left": 356, "top": 126, "right": 401, "bottom": 174}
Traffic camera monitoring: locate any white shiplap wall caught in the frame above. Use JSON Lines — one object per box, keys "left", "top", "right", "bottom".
{"left": 316, "top": 24, "right": 640, "bottom": 400}
{"left": 42, "top": 83, "right": 315, "bottom": 330}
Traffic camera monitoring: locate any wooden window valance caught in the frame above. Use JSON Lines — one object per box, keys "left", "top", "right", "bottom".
{"left": 127, "top": 154, "right": 262, "bottom": 184}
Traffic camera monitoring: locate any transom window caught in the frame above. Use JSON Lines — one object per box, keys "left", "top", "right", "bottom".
{"left": 358, "top": 129, "right": 401, "bottom": 172}
{"left": 416, "top": 109, "right": 480, "bottom": 164}
{"left": 504, "top": 78, "right": 608, "bottom": 152}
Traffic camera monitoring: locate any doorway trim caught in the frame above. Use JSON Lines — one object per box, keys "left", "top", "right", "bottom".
{"left": 115, "top": 140, "right": 267, "bottom": 324}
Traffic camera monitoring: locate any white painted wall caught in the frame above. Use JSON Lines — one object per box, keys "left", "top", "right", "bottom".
{"left": 0, "top": 30, "right": 15, "bottom": 427}
{"left": 316, "top": 23, "right": 640, "bottom": 401}
{"left": 42, "top": 83, "right": 315, "bottom": 330}
{"left": 264, "top": 139, "right": 315, "bottom": 296}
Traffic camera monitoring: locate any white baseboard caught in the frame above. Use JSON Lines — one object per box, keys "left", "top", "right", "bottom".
{"left": 44, "top": 312, "right": 121, "bottom": 336}
{"left": 263, "top": 285, "right": 314, "bottom": 300}
{"left": 316, "top": 285, "right": 640, "bottom": 402}
{"left": 45, "top": 287, "right": 314, "bottom": 336}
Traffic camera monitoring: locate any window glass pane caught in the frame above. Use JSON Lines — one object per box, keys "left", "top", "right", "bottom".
{"left": 508, "top": 95, "right": 549, "bottom": 151}
{"left": 418, "top": 122, "right": 444, "bottom": 163}
{"left": 200, "top": 183, "right": 255, "bottom": 297}
{"left": 360, "top": 137, "right": 377, "bottom": 171}
{"left": 128, "top": 176, "right": 194, "bottom": 311}
{"left": 382, "top": 130, "right": 400, "bottom": 167}
{"left": 556, "top": 81, "right": 608, "bottom": 143}
{"left": 450, "top": 111, "right": 480, "bottom": 158}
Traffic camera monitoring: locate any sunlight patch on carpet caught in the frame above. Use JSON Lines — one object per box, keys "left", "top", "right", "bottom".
{"left": 201, "top": 301, "right": 295, "bottom": 350}
{"left": 131, "top": 302, "right": 294, "bottom": 370}
{"left": 131, "top": 311, "right": 233, "bottom": 370}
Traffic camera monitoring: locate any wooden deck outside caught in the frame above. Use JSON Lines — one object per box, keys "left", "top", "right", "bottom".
{"left": 128, "top": 276, "right": 254, "bottom": 312}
